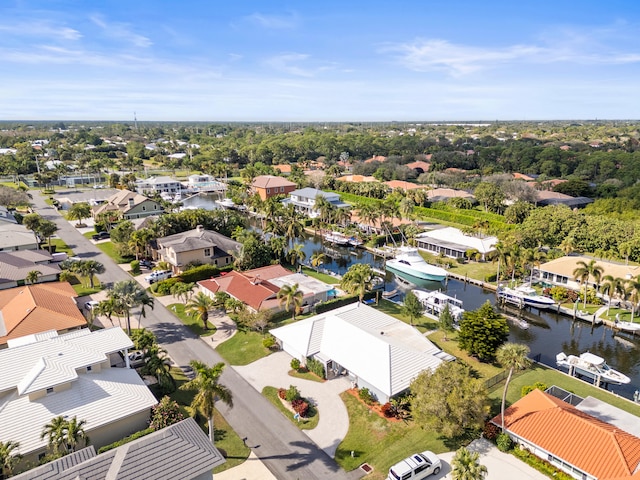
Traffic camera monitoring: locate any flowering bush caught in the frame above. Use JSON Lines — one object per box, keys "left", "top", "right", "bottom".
{"left": 483, "top": 421, "right": 500, "bottom": 441}
{"left": 277, "top": 388, "right": 287, "bottom": 400}
{"left": 381, "top": 402, "right": 395, "bottom": 418}
{"left": 149, "top": 396, "right": 184, "bottom": 430}
{"left": 291, "top": 399, "right": 309, "bottom": 417}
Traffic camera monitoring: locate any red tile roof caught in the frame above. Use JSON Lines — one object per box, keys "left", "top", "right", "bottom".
{"left": 364, "top": 155, "right": 387, "bottom": 164}
{"left": 0, "top": 282, "right": 86, "bottom": 345}
{"left": 273, "top": 164, "right": 292, "bottom": 174}
{"left": 384, "top": 180, "right": 424, "bottom": 190}
{"left": 199, "top": 271, "right": 280, "bottom": 311}
{"left": 492, "top": 389, "right": 640, "bottom": 479}
{"left": 251, "top": 175, "right": 296, "bottom": 189}
{"left": 405, "top": 161, "right": 431, "bottom": 172}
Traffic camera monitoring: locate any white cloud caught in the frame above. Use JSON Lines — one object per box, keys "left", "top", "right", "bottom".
{"left": 384, "top": 38, "right": 640, "bottom": 76}
{"left": 264, "top": 53, "right": 334, "bottom": 77}
{"left": 89, "top": 14, "right": 152, "bottom": 48}
{"left": 245, "top": 12, "right": 299, "bottom": 29}
{"left": 0, "top": 21, "right": 82, "bottom": 40}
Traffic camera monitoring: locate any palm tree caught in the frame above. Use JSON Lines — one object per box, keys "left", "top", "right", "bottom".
{"left": 41, "top": 416, "right": 67, "bottom": 455}
{"left": 143, "top": 344, "right": 176, "bottom": 393}
{"left": 67, "top": 202, "right": 91, "bottom": 227}
{"left": 340, "top": 263, "right": 374, "bottom": 302}
{"left": 170, "top": 281, "right": 195, "bottom": 304}
{"left": 179, "top": 361, "right": 232, "bottom": 444}
{"left": 451, "top": 447, "right": 487, "bottom": 480}
{"left": 77, "top": 259, "right": 105, "bottom": 288}
{"left": 25, "top": 270, "right": 42, "bottom": 284}
{"left": 38, "top": 219, "right": 58, "bottom": 253}
{"left": 64, "top": 417, "right": 89, "bottom": 453}
{"left": 496, "top": 343, "right": 531, "bottom": 432}
{"left": 277, "top": 283, "right": 304, "bottom": 321}
{"left": 128, "top": 229, "right": 152, "bottom": 260}
{"left": 0, "top": 440, "right": 22, "bottom": 479}
{"left": 287, "top": 243, "right": 306, "bottom": 271}
{"left": 186, "top": 292, "right": 215, "bottom": 331}
{"left": 626, "top": 276, "right": 640, "bottom": 323}
{"left": 559, "top": 236, "right": 577, "bottom": 255}
{"left": 108, "top": 280, "right": 154, "bottom": 335}
{"left": 601, "top": 275, "right": 626, "bottom": 315}
{"left": 130, "top": 328, "right": 156, "bottom": 354}
{"left": 573, "top": 259, "right": 604, "bottom": 308}
{"left": 310, "top": 252, "right": 326, "bottom": 272}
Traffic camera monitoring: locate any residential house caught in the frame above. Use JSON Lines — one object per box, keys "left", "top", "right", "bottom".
{"left": 283, "top": 187, "right": 350, "bottom": 218}
{"left": 271, "top": 303, "right": 454, "bottom": 403}
{"left": 185, "top": 174, "right": 226, "bottom": 194}
{"left": 0, "top": 205, "right": 18, "bottom": 224}
{"left": 405, "top": 161, "right": 431, "bottom": 174}
{"left": 0, "top": 223, "right": 39, "bottom": 251}
{"left": 0, "top": 328, "right": 157, "bottom": 464}
{"left": 363, "top": 155, "right": 387, "bottom": 164}
{"left": 426, "top": 188, "right": 475, "bottom": 203}
{"left": 415, "top": 227, "right": 497, "bottom": 260}
{"left": 135, "top": 176, "right": 182, "bottom": 195}
{"left": 384, "top": 180, "right": 425, "bottom": 191}
{"left": 536, "top": 255, "right": 640, "bottom": 291}
{"left": 156, "top": 225, "right": 240, "bottom": 274}
{"left": 0, "top": 282, "right": 86, "bottom": 347}
{"left": 534, "top": 190, "right": 593, "bottom": 208}
{"left": 251, "top": 175, "right": 297, "bottom": 201}
{"left": 273, "top": 164, "right": 292, "bottom": 175}
{"left": 336, "top": 174, "right": 378, "bottom": 183}
{"left": 0, "top": 250, "right": 60, "bottom": 290}
{"left": 92, "top": 189, "right": 163, "bottom": 220}
{"left": 198, "top": 264, "right": 333, "bottom": 313}
{"left": 11, "top": 418, "right": 225, "bottom": 480}
{"left": 492, "top": 388, "right": 640, "bottom": 480}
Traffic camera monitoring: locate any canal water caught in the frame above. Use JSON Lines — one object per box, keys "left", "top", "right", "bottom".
{"left": 188, "top": 195, "right": 640, "bottom": 400}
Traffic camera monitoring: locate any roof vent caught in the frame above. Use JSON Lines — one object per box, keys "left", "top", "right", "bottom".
{"left": 380, "top": 331, "right": 384, "bottom": 335}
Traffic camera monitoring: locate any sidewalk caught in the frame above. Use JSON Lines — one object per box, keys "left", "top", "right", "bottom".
{"left": 216, "top": 452, "right": 277, "bottom": 480}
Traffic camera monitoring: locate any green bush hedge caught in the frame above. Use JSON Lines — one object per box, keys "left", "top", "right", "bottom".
{"left": 151, "top": 277, "right": 180, "bottom": 295}
{"left": 314, "top": 293, "right": 378, "bottom": 314}
{"left": 306, "top": 357, "right": 325, "bottom": 379}
{"left": 511, "top": 448, "right": 574, "bottom": 480}
{"left": 130, "top": 260, "right": 141, "bottom": 275}
{"left": 181, "top": 264, "right": 220, "bottom": 283}
{"left": 97, "top": 427, "right": 154, "bottom": 454}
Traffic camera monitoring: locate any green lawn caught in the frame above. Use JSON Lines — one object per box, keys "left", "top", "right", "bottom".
{"left": 48, "top": 237, "right": 74, "bottom": 255}
{"left": 288, "top": 369, "right": 325, "bottom": 383}
{"left": 72, "top": 284, "right": 102, "bottom": 296}
{"left": 262, "top": 386, "right": 320, "bottom": 430}
{"left": 374, "top": 299, "right": 438, "bottom": 333}
{"left": 428, "top": 330, "right": 503, "bottom": 380}
{"left": 83, "top": 231, "right": 96, "bottom": 239}
{"left": 300, "top": 266, "right": 340, "bottom": 285}
{"left": 601, "top": 307, "right": 636, "bottom": 323}
{"left": 335, "top": 392, "right": 457, "bottom": 479}
{"left": 417, "top": 250, "right": 497, "bottom": 283}
{"left": 96, "top": 241, "right": 135, "bottom": 264}
{"left": 216, "top": 330, "right": 273, "bottom": 365}
{"left": 168, "top": 303, "right": 216, "bottom": 337}
{"left": 161, "top": 367, "right": 250, "bottom": 473}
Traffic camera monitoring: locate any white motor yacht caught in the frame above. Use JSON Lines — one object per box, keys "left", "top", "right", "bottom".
{"left": 385, "top": 247, "right": 448, "bottom": 282}
{"left": 497, "top": 284, "right": 556, "bottom": 310}
{"left": 411, "top": 289, "right": 464, "bottom": 320}
{"left": 556, "top": 352, "right": 630, "bottom": 385}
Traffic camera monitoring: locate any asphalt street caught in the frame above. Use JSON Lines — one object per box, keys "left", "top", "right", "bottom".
{"left": 31, "top": 191, "right": 359, "bottom": 480}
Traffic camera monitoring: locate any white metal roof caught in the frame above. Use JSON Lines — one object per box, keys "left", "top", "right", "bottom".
{"left": 417, "top": 226, "right": 498, "bottom": 254}
{"left": 0, "top": 366, "right": 157, "bottom": 456}
{"left": 0, "top": 327, "right": 133, "bottom": 394}
{"left": 271, "top": 303, "right": 446, "bottom": 397}
{"left": 268, "top": 273, "right": 333, "bottom": 296}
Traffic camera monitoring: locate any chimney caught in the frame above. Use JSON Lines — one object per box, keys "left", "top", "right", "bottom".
{"left": 128, "top": 197, "right": 134, "bottom": 208}
{"left": 196, "top": 225, "right": 204, "bottom": 233}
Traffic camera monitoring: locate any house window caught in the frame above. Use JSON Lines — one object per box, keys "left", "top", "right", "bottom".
{"left": 87, "top": 365, "right": 92, "bottom": 372}
{"left": 225, "top": 257, "right": 229, "bottom": 264}
{"left": 204, "top": 248, "right": 211, "bottom": 257}
{"left": 46, "top": 387, "right": 54, "bottom": 395}
{"left": 267, "top": 188, "right": 271, "bottom": 194}
{"left": 280, "top": 186, "right": 284, "bottom": 192}
{"left": 154, "top": 204, "right": 157, "bottom": 209}
{"left": 214, "top": 259, "right": 218, "bottom": 266}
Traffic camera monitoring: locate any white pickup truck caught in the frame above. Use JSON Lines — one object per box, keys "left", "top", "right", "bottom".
{"left": 145, "top": 270, "right": 172, "bottom": 284}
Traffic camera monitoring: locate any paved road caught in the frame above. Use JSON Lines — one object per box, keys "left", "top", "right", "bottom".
{"left": 32, "top": 192, "right": 359, "bottom": 480}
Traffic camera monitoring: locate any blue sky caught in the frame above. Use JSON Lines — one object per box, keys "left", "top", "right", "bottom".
{"left": 2, "top": 0, "right": 640, "bottom": 121}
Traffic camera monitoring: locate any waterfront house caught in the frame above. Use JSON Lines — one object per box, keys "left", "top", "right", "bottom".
{"left": 251, "top": 175, "right": 297, "bottom": 201}
{"left": 283, "top": 187, "right": 350, "bottom": 218}
{"left": 93, "top": 189, "right": 163, "bottom": 220}
{"left": 271, "top": 303, "right": 453, "bottom": 402}
{"left": 415, "top": 227, "right": 497, "bottom": 260}
{"left": 155, "top": 225, "right": 240, "bottom": 274}
{"left": 135, "top": 175, "right": 182, "bottom": 195}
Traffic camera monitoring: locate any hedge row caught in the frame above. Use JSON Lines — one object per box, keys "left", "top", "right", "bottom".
{"left": 97, "top": 427, "right": 154, "bottom": 454}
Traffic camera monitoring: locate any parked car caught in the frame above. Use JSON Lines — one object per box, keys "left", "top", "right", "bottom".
{"left": 140, "top": 259, "right": 153, "bottom": 269}
{"left": 179, "top": 365, "right": 195, "bottom": 379}
{"left": 128, "top": 351, "right": 146, "bottom": 368}
{"left": 145, "top": 270, "right": 172, "bottom": 284}
{"left": 92, "top": 231, "right": 110, "bottom": 241}
{"left": 387, "top": 451, "right": 441, "bottom": 480}
{"left": 84, "top": 300, "right": 100, "bottom": 311}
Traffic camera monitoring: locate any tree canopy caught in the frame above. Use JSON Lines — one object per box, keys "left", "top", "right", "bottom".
{"left": 458, "top": 301, "right": 509, "bottom": 362}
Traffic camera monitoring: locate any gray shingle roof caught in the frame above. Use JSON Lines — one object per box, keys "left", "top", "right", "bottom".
{"left": 12, "top": 418, "right": 225, "bottom": 480}
{"left": 158, "top": 227, "right": 241, "bottom": 255}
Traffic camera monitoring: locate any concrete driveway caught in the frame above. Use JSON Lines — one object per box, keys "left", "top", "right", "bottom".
{"left": 234, "top": 351, "right": 351, "bottom": 459}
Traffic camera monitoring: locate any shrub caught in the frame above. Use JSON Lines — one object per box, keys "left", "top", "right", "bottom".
{"left": 512, "top": 448, "right": 574, "bottom": 480}
{"left": 483, "top": 421, "right": 500, "bottom": 441}
{"left": 277, "top": 388, "right": 287, "bottom": 400}
{"left": 484, "top": 273, "right": 497, "bottom": 283}
{"left": 305, "top": 357, "right": 325, "bottom": 379}
{"left": 151, "top": 277, "right": 180, "bottom": 295}
{"left": 522, "top": 382, "right": 548, "bottom": 397}
{"left": 180, "top": 264, "right": 220, "bottom": 283}
{"left": 496, "top": 432, "right": 513, "bottom": 452}
{"left": 359, "top": 387, "right": 376, "bottom": 405}
{"left": 291, "top": 398, "right": 309, "bottom": 417}
{"left": 97, "top": 427, "right": 154, "bottom": 453}
{"left": 290, "top": 358, "right": 301, "bottom": 370}
{"left": 149, "top": 396, "right": 184, "bottom": 430}
{"left": 285, "top": 385, "right": 301, "bottom": 402}
{"left": 262, "top": 335, "right": 276, "bottom": 349}
{"left": 381, "top": 402, "right": 395, "bottom": 418}
{"left": 130, "top": 260, "right": 141, "bottom": 275}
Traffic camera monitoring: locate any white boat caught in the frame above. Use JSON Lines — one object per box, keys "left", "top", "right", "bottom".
{"left": 382, "top": 289, "right": 399, "bottom": 299}
{"left": 505, "top": 315, "right": 529, "bottom": 330}
{"left": 614, "top": 316, "right": 640, "bottom": 333}
{"left": 160, "top": 192, "right": 173, "bottom": 202}
{"left": 496, "top": 284, "right": 556, "bottom": 310}
{"left": 412, "top": 289, "right": 464, "bottom": 320}
{"left": 348, "top": 236, "right": 364, "bottom": 247}
{"left": 173, "top": 192, "right": 183, "bottom": 202}
{"left": 556, "top": 352, "right": 630, "bottom": 385}
{"left": 215, "top": 198, "right": 235, "bottom": 209}
{"left": 323, "top": 231, "right": 350, "bottom": 246}
{"left": 385, "top": 246, "right": 448, "bottom": 282}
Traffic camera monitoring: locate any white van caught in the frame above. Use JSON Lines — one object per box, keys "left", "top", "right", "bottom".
{"left": 145, "top": 270, "right": 172, "bottom": 284}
